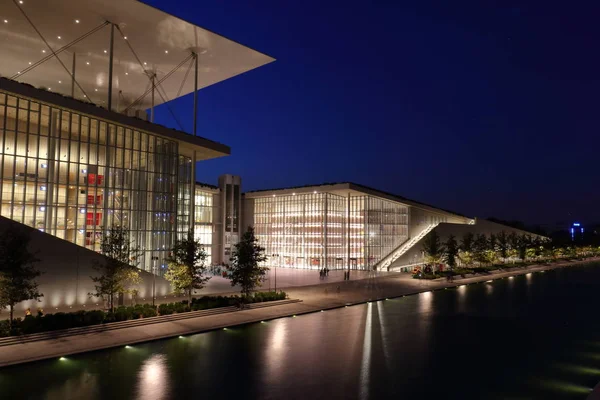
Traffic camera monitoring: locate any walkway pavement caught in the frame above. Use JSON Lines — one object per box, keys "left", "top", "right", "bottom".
{"left": 2, "top": 269, "right": 378, "bottom": 317}
{"left": 0, "top": 258, "right": 597, "bottom": 368}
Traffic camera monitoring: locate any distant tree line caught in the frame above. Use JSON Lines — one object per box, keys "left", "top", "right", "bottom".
{"left": 421, "top": 229, "right": 600, "bottom": 277}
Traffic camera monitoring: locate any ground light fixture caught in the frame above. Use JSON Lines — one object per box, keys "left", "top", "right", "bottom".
{"left": 260, "top": 321, "right": 265, "bottom": 323}
{"left": 125, "top": 345, "right": 132, "bottom": 349}
{"left": 59, "top": 357, "right": 67, "bottom": 361}
{"left": 223, "top": 328, "right": 227, "bottom": 331}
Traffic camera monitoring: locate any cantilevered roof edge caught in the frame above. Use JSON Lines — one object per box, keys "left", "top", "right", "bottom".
{"left": 244, "top": 181, "right": 472, "bottom": 219}
{"left": 141, "top": 1, "right": 277, "bottom": 63}
{"left": 0, "top": 77, "right": 230, "bottom": 156}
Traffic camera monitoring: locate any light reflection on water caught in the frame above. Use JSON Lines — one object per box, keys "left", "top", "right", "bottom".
{"left": 136, "top": 354, "right": 170, "bottom": 400}
{"left": 359, "top": 303, "right": 372, "bottom": 400}
{"left": 1, "top": 263, "right": 600, "bottom": 400}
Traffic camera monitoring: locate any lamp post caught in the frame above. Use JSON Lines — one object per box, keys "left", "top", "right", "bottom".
{"left": 271, "top": 253, "right": 279, "bottom": 292}
{"left": 151, "top": 255, "right": 159, "bottom": 306}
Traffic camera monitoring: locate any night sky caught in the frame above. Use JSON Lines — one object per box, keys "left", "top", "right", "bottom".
{"left": 145, "top": 0, "right": 600, "bottom": 227}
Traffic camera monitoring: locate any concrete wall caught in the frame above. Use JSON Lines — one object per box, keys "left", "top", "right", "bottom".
{"left": 408, "top": 206, "right": 470, "bottom": 238}
{"left": 389, "top": 218, "right": 544, "bottom": 270}
{"left": 0, "top": 216, "right": 172, "bottom": 314}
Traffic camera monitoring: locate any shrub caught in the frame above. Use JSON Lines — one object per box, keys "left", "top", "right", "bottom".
{"left": 114, "top": 307, "right": 131, "bottom": 322}
{"left": 0, "top": 320, "right": 10, "bottom": 337}
{"left": 84, "top": 310, "right": 105, "bottom": 325}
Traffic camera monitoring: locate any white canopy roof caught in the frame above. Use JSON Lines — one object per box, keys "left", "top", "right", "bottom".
{"left": 0, "top": 0, "right": 275, "bottom": 111}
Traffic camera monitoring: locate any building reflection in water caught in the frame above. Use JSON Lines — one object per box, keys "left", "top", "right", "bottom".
{"left": 376, "top": 301, "right": 391, "bottom": 372}
{"left": 136, "top": 354, "right": 170, "bottom": 400}
{"left": 264, "top": 320, "right": 288, "bottom": 384}
{"left": 45, "top": 370, "right": 97, "bottom": 400}
{"left": 359, "top": 302, "right": 373, "bottom": 400}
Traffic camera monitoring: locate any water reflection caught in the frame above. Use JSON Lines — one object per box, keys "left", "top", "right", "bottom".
{"left": 457, "top": 285, "right": 467, "bottom": 313}
{"left": 419, "top": 291, "right": 432, "bottom": 314}
{"left": 136, "top": 354, "right": 170, "bottom": 400}
{"left": 264, "top": 320, "right": 288, "bottom": 383}
{"left": 359, "top": 302, "right": 372, "bottom": 400}
{"left": 376, "top": 301, "right": 391, "bottom": 371}
{"left": 46, "top": 370, "right": 97, "bottom": 400}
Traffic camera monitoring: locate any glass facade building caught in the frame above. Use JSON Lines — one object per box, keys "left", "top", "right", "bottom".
{"left": 194, "top": 186, "right": 215, "bottom": 265}
{"left": 253, "top": 192, "right": 409, "bottom": 270}
{"left": 0, "top": 89, "right": 201, "bottom": 273}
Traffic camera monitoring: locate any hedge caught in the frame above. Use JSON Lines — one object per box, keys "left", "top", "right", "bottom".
{"left": 1, "top": 291, "right": 287, "bottom": 337}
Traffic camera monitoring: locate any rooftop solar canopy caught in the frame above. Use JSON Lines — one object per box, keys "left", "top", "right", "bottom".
{"left": 0, "top": 0, "right": 275, "bottom": 113}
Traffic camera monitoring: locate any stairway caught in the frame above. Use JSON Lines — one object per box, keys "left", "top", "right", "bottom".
{"left": 376, "top": 224, "right": 438, "bottom": 271}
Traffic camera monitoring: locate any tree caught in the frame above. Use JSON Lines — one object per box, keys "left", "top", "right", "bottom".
{"left": 165, "top": 230, "right": 210, "bottom": 304}
{"left": 0, "top": 226, "right": 42, "bottom": 329}
{"left": 444, "top": 235, "right": 459, "bottom": 273}
{"left": 473, "top": 234, "right": 489, "bottom": 266}
{"left": 90, "top": 226, "right": 141, "bottom": 312}
{"left": 422, "top": 230, "right": 445, "bottom": 272}
{"left": 459, "top": 232, "right": 475, "bottom": 267}
{"left": 228, "top": 226, "right": 268, "bottom": 300}
{"left": 517, "top": 234, "right": 531, "bottom": 261}
{"left": 496, "top": 231, "right": 510, "bottom": 262}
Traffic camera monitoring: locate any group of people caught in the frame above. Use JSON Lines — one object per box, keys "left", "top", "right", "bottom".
{"left": 319, "top": 268, "right": 330, "bottom": 278}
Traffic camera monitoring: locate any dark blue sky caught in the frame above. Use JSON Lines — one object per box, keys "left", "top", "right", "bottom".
{"left": 145, "top": 0, "right": 600, "bottom": 227}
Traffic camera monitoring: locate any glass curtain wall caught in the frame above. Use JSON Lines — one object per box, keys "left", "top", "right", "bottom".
{"left": 364, "top": 196, "right": 409, "bottom": 269}
{"left": 176, "top": 155, "right": 192, "bottom": 239}
{"left": 194, "top": 187, "right": 213, "bottom": 265}
{"left": 255, "top": 193, "right": 409, "bottom": 271}
{"left": 254, "top": 192, "right": 347, "bottom": 270}
{"left": 0, "top": 90, "right": 182, "bottom": 273}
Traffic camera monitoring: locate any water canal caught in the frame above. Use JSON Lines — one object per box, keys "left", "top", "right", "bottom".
{"left": 1, "top": 262, "right": 599, "bottom": 399}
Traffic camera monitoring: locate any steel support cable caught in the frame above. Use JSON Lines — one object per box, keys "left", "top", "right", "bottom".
{"left": 9, "top": 21, "right": 109, "bottom": 80}
{"left": 115, "top": 25, "right": 191, "bottom": 112}
{"left": 123, "top": 53, "right": 193, "bottom": 112}
{"left": 176, "top": 57, "right": 194, "bottom": 98}
{"left": 10, "top": 0, "right": 95, "bottom": 103}
{"left": 114, "top": 24, "right": 188, "bottom": 130}
{"left": 155, "top": 82, "right": 185, "bottom": 131}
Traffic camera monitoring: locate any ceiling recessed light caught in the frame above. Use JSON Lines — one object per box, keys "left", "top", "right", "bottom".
{"left": 58, "top": 80, "right": 61, "bottom": 83}
{"left": 75, "top": 19, "right": 80, "bottom": 24}
{"left": 19, "top": 0, "right": 23, "bottom": 4}
{"left": 94, "top": 88, "right": 98, "bottom": 92}
{"left": 28, "top": 62, "right": 32, "bottom": 65}
{"left": 164, "top": 50, "right": 168, "bottom": 54}
{"left": 48, "top": 88, "right": 51, "bottom": 91}
{"left": 57, "top": 36, "right": 61, "bottom": 39}
{"left": 143, "top": 62, "right": 147, "bottom": 65}
{"left": 86, "top": 61, "right": 90, "bottom": 65}
{"left": 103, "top": 50, "right": 107, "bottom": 54}
{"left": 83, "top": 95, "right": 87, "bottom": 98}
{"left": 17, "top": 71, "right": 20, "bottom": 74}
{"left": 42, "top": 49, "right": 46, "bottom": 53}
{"left": 123, "top": 36, "right": 127, "bottom": 40}
{"left": 3, "top": 20, "right": 7, "bottom": 24}
{"left": 125, "top": 72, "right": 128, "bottom": 75}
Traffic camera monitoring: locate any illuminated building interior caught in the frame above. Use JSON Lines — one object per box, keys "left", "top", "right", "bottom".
{"left": 251, "top": 191, "right": 410, "bottom": 270}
